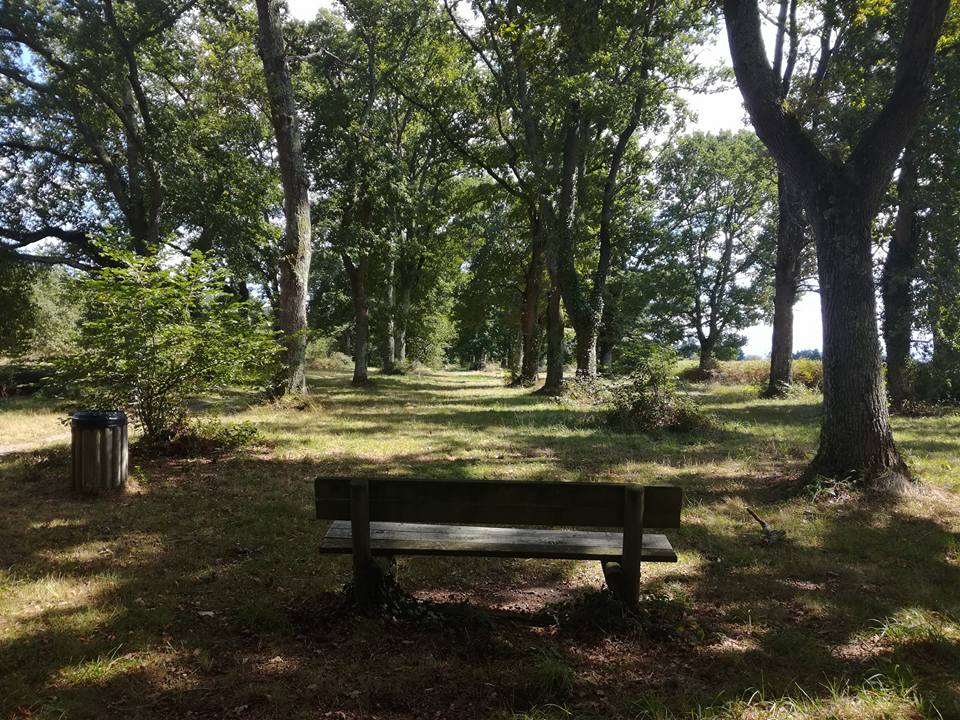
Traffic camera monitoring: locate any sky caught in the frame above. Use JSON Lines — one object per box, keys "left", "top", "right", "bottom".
{"left": 286, "top": 0, "right": 824, "bottom": 356}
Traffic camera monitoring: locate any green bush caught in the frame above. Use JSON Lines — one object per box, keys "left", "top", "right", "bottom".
{"left": 156, "top": 419, "right": 261, "bottom": 456}
{"left": 790, "top": 358, "right": 824, "bottom": 390}
{"left": 609, "top": 346, "right": 712, "bottom": 433}
{"left": 306, "top": 334, "right": 354, "bottom": 370}
{"left": 56, "top": 249, "right": 280, "bottom": 440}
{"left": 677, "top": 358, "right": 823, "bottom": 390}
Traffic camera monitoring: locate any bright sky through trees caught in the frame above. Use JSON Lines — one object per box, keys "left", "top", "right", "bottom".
{"left": 287, "top": 0, "right": 825, "bottom": 356}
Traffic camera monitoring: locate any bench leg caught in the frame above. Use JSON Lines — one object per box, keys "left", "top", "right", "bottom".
{"left": 350, "top": 479, "right": 374, "bottom": 608}
{"left": 620, "top": 486, "right": 645, "bottom": 605}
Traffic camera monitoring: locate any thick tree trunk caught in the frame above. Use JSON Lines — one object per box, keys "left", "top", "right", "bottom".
{"left": 542, "top": 281, "right": 565, "bottom": 394}
{"left": 256, "top": 0, "right": 312, "bottom": 395}
{"left": 881, "top": 145, "right": 919, "bottom": 410}
{"left": 575, "top": 323, "right": 597, "bottom": 377}
{"left": 508, "top": 327, "right": 523, "bottom": 379}
{"left": 343, "top": 254, "right": 369, "bottom": 386}
{"left": 808, "top": 197, "right": 908, "bottom": 486}
{"left": 765, "top": 174, "right": 806, "bottom": 397}
{"left": 517, "top": 217, "right": 545, "bottom": 386}
{"left": 698, "top": 336, "right": 717, "bottom": 373}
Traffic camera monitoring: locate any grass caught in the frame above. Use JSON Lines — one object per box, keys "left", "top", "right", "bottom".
{"left": 1, "top": 368, "right": 959, "bottom": 719}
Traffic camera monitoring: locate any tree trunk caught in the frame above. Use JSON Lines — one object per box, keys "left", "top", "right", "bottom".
{"left": 808, "top": 196, "right": 908, "bottom": 486}
{"left": 343, "top": 254, "right": 369, "bottom": 386}
{"left": 765, "top": 173, "right": 807, "bottom": 397}
{"left": 518, "top": 215, "right": 545, "bottom": 386}
{"left": 881, "top": 144, "right": 919, "bottom": 410}
{"left": 255, "top": 0, "right": 312, "bottom": 395}
{"left": 394, "top": 280, "right": 411, "bottom": 365}
{"left": 382, "top": 251, "right": 396, "bottom": 372}
{"left": 575, "top": 322, "right": 597, "bottom": 377}
{"left": 541, "top": 275, "right": 564, "bottom": 394}
{"left": 508, "top": 327, "right": 523, "bottom": 379}
{"left": 698, "top": 336, "right": 717, "bottom": 373}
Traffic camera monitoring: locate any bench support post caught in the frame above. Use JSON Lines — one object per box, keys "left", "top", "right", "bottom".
{"left": 350, "top": 478, "right": 374, "bottom": 608}
{"left": 620, "top": 486, "right": 645, "bottom": 605}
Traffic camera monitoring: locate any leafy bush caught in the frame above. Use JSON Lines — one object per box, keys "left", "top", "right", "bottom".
{"left": 609, "top": 346, "right": 712, "bottom": 433}
{"left": 790, "top": 358, "right": 824, "bottom": 390}
{"left": 678, "top": 358, "right": 823, "bottom": 391}
{"left": 306, "top": 335, "right": 353, "bottom": 370}
{"left": 56, "top": 249, "right": 280, "bottom": 440}
{"left": 910, "top": 357, "right": 960, "bottom": 404}
{"left": 151, "top": 419, "right": 262, "bottom": 456}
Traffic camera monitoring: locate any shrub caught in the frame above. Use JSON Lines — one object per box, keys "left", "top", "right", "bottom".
{"left": 56, "top": 249, "right": 280, "bottom": 440}
{"left": 150, "top": 419, "right": 262, "bottom": 456}
{"left": 306, "top": 335, "right": 354, "bottom": 370}
{"left": 678, "top": 358, "right": 823, "bottom": 391}
{"left": 609, "top": 346, "right": 713, "bottom": 433}
{"left": 790, "top": 358, "right": 824, "bottom": 390}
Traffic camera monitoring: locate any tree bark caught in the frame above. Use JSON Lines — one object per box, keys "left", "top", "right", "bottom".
{"left": 343, "top": 253, "right": 369, "bottom": 385}
{"left": 698, "top": 335, "right": 717, "bottom": 373}
{"left": 723, "top": 0, "right": 948, "bottom": 486}
{"left": 256, "top": 0, "right": 312, "bottom": 395}
{"left": 765, "top": 173, "right": 806, "bottom": 396}
{"left": 517, "top": 213, "right": 545, "bottom": 386}
{"left": 382, "top": 250, "right": 397, "bottom": 372}
{"left": 881, "top": 144, "right": 919, "bottom": 410}
{"left": 809, "top": 198, "right": 907, "bottom": 483}
{"left": 541, "top": 277, "right": 564, "bottom": 394}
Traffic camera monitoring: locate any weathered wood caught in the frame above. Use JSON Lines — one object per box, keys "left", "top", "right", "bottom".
{"left": 620, "top": 485, "right": 645, "bottom": 605}
{"left": 320, "top": 521, "right": 677, "bottom": 562}
{"left": 315, "top": 477, "right": 681, "bottom": 528}
{"left": 349, "top": 478, "right": 373, "bottom": 606}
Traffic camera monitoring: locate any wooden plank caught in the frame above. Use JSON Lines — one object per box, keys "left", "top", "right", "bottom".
{"left": 315, "top": 476, "right": 682, "bottom": 528}
{"left": 620, "top": 485, "right": 644, "bottom": 605}
{"left": 319, "top": 521, "right": 678, "bottom": 562}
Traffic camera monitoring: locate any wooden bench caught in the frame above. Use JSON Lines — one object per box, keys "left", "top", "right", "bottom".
{"left": 315, "top": 476, "right": 682, "bottom": 605}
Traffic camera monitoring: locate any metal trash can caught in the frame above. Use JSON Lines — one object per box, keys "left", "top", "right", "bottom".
{"left": 71, "top": 411, "right": 128, "bottom": 494}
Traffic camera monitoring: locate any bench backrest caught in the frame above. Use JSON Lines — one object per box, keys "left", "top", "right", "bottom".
{"left": 314, "top": 476, "right": 682, "bottom": 528}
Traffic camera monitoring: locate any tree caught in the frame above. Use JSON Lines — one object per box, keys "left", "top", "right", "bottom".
{"left": 881, "top": 9, "right": 960, "bottom": 407}
{"left": 301, "top": 0, "right": 468, "bottom": 385}
{"left": 438, "top": 0, "right": 708, "bottom": 389}
{"left": 0, "top": 0, "right": 197, "bottom": 263}
{"left": 0, "top": 260, "right": 78, "bottom": 358}
{"left": 759, "top": 0, "right": 813, "bottom": 396}
{"left": 255, "top": 0, "right": 313, "bottom": 394}
{"left": 0, "top": 0, "right": 283, "bottom": 296}
{"left": 723, "top": 0, "right": 951, "bottom": 486}
{"left": 652, "top": 131, "right": 776, "bottom": 372}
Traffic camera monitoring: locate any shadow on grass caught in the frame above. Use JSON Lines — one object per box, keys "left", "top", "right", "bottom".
{"left": 2, "top": 373, "right": 959, "bottom": 718}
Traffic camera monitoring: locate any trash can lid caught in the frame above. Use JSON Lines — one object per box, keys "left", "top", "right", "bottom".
{"left": 71, "top": 410, "right": 127, "bottom": 429}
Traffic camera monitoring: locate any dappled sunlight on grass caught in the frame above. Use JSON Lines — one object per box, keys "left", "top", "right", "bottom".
{"left": 2, "top": 369, "right": 959, "bottom": 718}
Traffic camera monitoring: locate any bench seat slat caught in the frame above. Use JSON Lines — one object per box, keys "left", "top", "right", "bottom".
{"left": 320, "top": 521, "right": 678, "bottom": 562}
